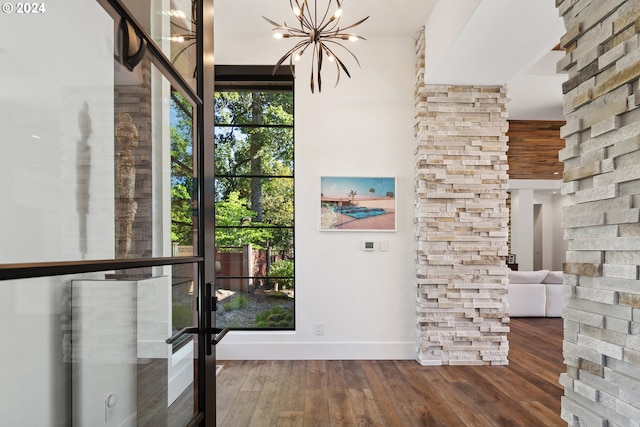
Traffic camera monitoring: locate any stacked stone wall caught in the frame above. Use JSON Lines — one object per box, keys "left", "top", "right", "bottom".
{"left": 414, "top": 29, "right": 510, "bottom": 366}
{"left": 557, "top": 0, "right": 640, "bottom": 424}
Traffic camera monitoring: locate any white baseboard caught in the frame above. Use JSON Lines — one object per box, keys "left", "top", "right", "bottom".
{"left": 216, "top": 341, "right": 416, "bottom": 360}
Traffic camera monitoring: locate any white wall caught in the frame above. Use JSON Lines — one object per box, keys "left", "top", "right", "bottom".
{"left": 215, "top": 33, "right": 418, "bottom": 359}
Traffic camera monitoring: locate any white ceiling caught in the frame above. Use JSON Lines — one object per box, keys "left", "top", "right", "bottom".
{"left": 214, "top": 0, "right": 439, "bottom": 37}
{"left": 214, "top": 0, "right": 567, "bottom": 120}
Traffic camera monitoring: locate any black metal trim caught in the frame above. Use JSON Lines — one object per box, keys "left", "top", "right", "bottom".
{"left": 218, "top": 326, "right": 294, "bottom": 332}
{"left": 198, "top": 0, "right": 218, "bottom": 425}
{"left": 186, "top": 413, "right": 204, "bottom": 427}
{"left": 215, "top": 65, "right": 294, "bottom": 92}
{"left": 215, "top": 225, "right": 294, "bottom": 230}
{"left": 212, "top": 328, "right": 229, "bottom": 346}
{"left": 215, "top": 123, "right": 294, "bottom": 129}
{"left": 101, "top": 0, "right": 202, "bottom": 105}
{"left": 216, "top": 275, "right": 294, "bottom": 280}
{"left": 166, "top": 326, "right": 199, "bottom": 344}
{"left": 215, "top": 174, "right": 294, "bottom": 179}
{"left": 0, "top": 257, "right": 203, "bottom": 281}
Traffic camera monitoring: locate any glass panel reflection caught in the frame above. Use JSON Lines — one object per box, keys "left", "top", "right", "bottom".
{"left": 115, "top": 55, "right": 197, "bottom": 259}
{"left": 120, "top": 0, "right": 197, "bottom": 89}
{"left": 0, "top": 264, "right": 199, "bottom": 426}
{"left": 0, "top": 0, "right": 115, "bottom": 265}
{"left": 72, "top": 265, "right": 198, "bottom": 426}
{"left": 170, "top": 92, "right": 197, "bottom": 256}
{"left": 0, "top": 50, "right": 196, "bottom": 263}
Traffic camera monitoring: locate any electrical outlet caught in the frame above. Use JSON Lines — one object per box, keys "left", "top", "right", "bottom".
{"left": 313, "top": 323, "right": 324, "bottom": 335}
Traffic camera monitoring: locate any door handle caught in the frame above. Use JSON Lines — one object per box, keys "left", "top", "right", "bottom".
{"left": 165, "top": 326, "right": 198, "bottom": 344}
{"left": 165, "top": 283, "right": 228, "bottom": 351}
{"left": 212, "top": 327, "right": 229, "bottom": 346}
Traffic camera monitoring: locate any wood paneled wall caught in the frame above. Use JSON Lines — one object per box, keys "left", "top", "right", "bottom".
{"left": 507, "top": 120, "right": 565, "bottom": 179}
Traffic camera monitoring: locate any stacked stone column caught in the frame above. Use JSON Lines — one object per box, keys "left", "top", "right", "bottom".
{"left": 414, "top": 29, "right": 510, "bottom": 366}
{"left": 557, "top": 0, "right": 640, "bottom": 424}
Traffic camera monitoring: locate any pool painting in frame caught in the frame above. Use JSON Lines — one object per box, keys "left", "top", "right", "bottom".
{"left": 319, "top": 176, "right": 397, "bottom": 231}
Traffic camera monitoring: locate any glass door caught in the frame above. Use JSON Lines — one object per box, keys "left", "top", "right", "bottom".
{"left": 0, "top": 0, "right": 217, "bottom": 425}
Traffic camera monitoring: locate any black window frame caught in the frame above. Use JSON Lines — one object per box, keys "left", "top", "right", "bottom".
{"left": 214, "top": 65, "right": 296, "bottom": 331}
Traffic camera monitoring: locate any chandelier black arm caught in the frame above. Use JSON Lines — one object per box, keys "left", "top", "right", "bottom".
{"left": 289, "top": 0, "right": 299, "bottom": 13}
{"left": 316, "top": 0, "right": 334, "bottom": 31}
{"left": 321, "top": 19, "right": 369, "bottom": 42}
{"left": 286, "top": 54, "right": 296, "bottom": 81}
{"left": 311, "top": 42, "right": 320, "bottom": 93}
{"left": 281, "top": 27, "right": 309, "bottom": 37}
{"left": 319, "top": 42, "right": 347, "bottom": 88}
{"left": 284, "top": 25, "right": 310, "bottom": 37}
{"left": 262, "top": 17, "right": 308, "bottom": 37}
{"left": 263, "top": 15, "right": 283, "bottom": 27}
{"left": 324, "top": 32, "right": 367, "bottom": 42}
{"left": 273, "top": 40, "right": 309, "bottom": 72}
{"left": 332, "top": 16, "right": 370, "bottom": 33}
{"left": 297, "top": 41, "right": 313, "bottom": 59}
{"left": 322, "top": 42, "right": 353, "bottom": 79}
{"left": 291, "top": 0, "right": 314, "bottom": 31}
{"left": 318, "top": 19, "right": 340, "bottom": 34}
{"left": 172, "top": 40, "right": 197, "bottom": 63}
{"left": 333, "top": 54, "right": 350, "bottom": 81}
{"left": 285, "top": 39, "right": 312, "bottom": 79}
{"left": 170, "top": 22, "right": 192, "bottom": 33}
{"left": 323, "top": 39, "right": 362, "bottom": 68}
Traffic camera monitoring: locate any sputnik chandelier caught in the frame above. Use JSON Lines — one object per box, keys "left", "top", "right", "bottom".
{"left": 263, "top": 0, "right": 369, "bottom": 93}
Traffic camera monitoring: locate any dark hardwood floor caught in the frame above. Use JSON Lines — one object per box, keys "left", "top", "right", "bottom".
{"left": 216, "top": 318, "right": 565, "bottom": 426}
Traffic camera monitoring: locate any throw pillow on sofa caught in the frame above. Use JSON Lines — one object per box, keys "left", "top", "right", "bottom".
{"left": 508, "top": 270, "right": 549, "bottom": 284}
{"left": 543, "top": 270, "right": 563, "bottom": 284}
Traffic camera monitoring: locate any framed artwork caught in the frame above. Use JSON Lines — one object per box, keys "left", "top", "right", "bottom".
{"left": 319, "top": 176, "right": 396, "bottom": 231}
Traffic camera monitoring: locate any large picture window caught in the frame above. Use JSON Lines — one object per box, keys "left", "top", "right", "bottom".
{"left": 214, "top": 66, "right": 295, "bottom": 330}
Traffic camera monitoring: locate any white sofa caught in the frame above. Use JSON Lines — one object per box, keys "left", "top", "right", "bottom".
{"left": 506, "top": 270, "right": 564, "bottom": 317}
